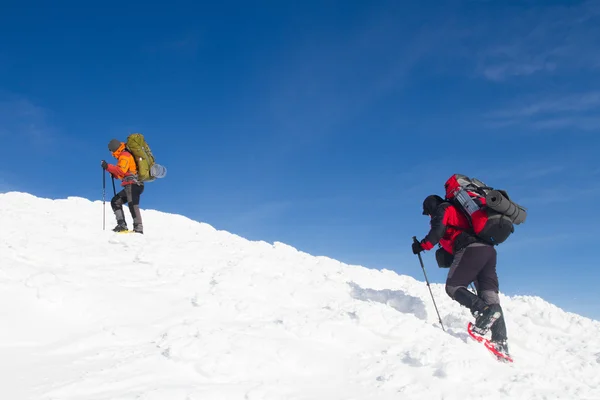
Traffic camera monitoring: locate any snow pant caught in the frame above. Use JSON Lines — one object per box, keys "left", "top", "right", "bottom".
{"left": 445, "top": 242, "right": 507, "bottom": 342}
{"left": 111, "top": 183, "right": 144, "bottom": 232}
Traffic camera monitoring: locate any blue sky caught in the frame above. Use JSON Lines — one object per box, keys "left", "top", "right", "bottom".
{"left": 1, "top": 0, "right": 599, "bottom": 320}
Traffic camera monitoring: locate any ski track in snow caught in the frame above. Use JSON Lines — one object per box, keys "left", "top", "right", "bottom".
{"left": 0, "top": 192, "right": 599, "bottom": 400}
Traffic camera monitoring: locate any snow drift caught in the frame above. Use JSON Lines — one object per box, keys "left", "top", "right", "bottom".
{"left": 0, "top": 192, "right": 598, "bottom": 400}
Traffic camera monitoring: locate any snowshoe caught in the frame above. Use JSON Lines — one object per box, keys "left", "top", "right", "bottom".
{"left": 468, "top": 322, "right": 514, "bottom": 363}
{"left": 485, "top": 340, "right": 513, "bottom": 363}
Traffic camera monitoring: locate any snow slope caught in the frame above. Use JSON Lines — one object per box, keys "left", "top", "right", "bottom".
{"left": 0, "top": 192, "right": 598, "bottom": 400}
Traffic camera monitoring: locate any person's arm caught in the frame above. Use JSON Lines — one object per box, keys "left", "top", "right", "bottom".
{"left": 106, "top": 155, "right": 131, "bottom": 179}
{"left": 420, "top": 204, "right": 449, "bottom": 250}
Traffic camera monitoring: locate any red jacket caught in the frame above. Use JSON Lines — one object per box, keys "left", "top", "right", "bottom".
{"left": 421, "top": 203, "right": 477, "bottom": 254}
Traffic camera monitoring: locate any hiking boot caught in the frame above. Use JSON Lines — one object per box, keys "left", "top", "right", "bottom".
{"left": 490, "top": 310, "right": 508, "bottom": 343}
{"left": 472, "top": 304, "right": 502, "bottom": 336}
{"left": 112, "top": 221, "right": 129, "bottom": 232}
{"left": 133, "top": 223, "right": 143, "bottom": 234}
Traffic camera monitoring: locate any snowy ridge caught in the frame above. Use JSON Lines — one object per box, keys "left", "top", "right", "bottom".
{"left": 0, "top": 192, "right": 599, "bottom": 400}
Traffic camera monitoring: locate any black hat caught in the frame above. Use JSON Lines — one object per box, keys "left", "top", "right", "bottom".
{"left": 108, "top": 139, "right": 121, "bottom": 152}
{"left": 422, "top": 194, "right": 445, "bottom": 215}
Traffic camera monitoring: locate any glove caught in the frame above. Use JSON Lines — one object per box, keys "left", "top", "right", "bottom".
{"left": 101, "top": 160, "right": 108, "bottom": 170}
{"left": 412, "top": 240, "right": 424, "bottom": 254}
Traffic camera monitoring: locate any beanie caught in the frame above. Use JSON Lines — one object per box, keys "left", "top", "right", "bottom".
{"left": 108, "top": 139, "right": 121, "bottom": 152}
{"left": 422, "top": 194, "right": 445, "bottom": 215}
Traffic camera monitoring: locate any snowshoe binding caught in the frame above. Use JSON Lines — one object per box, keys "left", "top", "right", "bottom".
{"left": 472, "top": 304, "right": 502, "bottom": 336}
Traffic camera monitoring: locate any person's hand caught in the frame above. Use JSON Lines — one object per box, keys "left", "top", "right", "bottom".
{"left": 101, "top": 160, "right": 108, "bottom": 170}
{"left": 412, "top": 240, "right": 424, "bottom": 255}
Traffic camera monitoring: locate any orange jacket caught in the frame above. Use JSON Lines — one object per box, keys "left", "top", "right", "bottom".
{"left": 106, "top": 142, "right": 138, "bottom": 186}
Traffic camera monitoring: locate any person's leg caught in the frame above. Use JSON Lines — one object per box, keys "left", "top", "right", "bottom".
{"left": 445, "top": 244, "right": 490, "bottom": 314}
{"left": 110, "top": 189, "right": 129, "bottom": 231}
{"left": 477, "top": 247, "right": 508, "bottom": 343}
{"left": 126, "top": 184, "right": 144, "bottom": 233}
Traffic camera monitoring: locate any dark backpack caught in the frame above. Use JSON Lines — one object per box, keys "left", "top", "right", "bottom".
{"left": 444, "top": 174, "right": 527, "bottom": 245}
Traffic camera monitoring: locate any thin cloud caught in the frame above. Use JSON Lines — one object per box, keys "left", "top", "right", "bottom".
{"left": 474, "top": 1, "right": 600, "bottom": 81}
{"left": 482, "top": 164, "right": 566, "bottom": 182}
{"left": 516, "top": 183, "right": 600, "bottom": 206}
{"left": 260, "top": 8, "right": 448, "bottom": 151}
{"left": 0, "top": 96, "right": 55, "bottom": 145}
{"left": 491, "top": 92, "right": 600, "bottom": 118}
{"left": 530, "top": 116, "right": 600, "bottom": 131}
{"left": 486, "top": 91, "right": 600, "bottom": 132}
{"left": 520, "top": 165, "right": 566, "bottom": 180}
{"left": 471, "top": 163, "right": 568, "bottom": 191}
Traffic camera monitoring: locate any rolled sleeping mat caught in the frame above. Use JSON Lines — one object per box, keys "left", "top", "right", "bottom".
{"left": 150, "top": 163, "right": 167, "bottom": 179}
{"left": 485, "top": 190, "right": 527, "bottom": 225}
{"left": 512, "top": 205, "right": 527, "bottom": 225}
{"left": 484, "top": 190, "right": 511, "bottom": 212}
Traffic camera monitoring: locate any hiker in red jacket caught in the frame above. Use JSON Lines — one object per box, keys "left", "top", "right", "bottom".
{"left": 413, "top": 194, "right": 510, "bottom": 356}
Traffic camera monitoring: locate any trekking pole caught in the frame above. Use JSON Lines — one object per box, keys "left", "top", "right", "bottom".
{"left": 413, "top": 236, "right": 445, "bottom": 332}
{"left": 102, "top": 168, "right": 106, "bottom": 230}
{"left": 111, "top": 176, "right": 117, "bottom": 196}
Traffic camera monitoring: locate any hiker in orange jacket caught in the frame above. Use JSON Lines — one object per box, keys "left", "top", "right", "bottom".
{"left": 101, "top": 139, "right": 144, "bottom": 234}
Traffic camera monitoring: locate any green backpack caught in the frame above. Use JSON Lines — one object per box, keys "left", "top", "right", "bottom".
{"left": 126, "top": 133, "right": 167, "bottom": 182}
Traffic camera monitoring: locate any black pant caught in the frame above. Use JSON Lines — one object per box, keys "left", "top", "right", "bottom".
{"left": 445, "top": 243, "right": 507, "bottom": 342}
{"left": 111, "top": 183, "right": 144, "bottom": 230}
{"left": 446, "top": 243, "right": 499, "bottom": 300}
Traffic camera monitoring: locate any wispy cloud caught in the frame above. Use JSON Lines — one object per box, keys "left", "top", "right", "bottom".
{"left": 530, "top": 116, "right": 600, "bottom": 131}
{"left": 486, "top": 91, "right": 600, "bottom": 131}
{"left": 474, "top": 1, "right": 600, "bottom": 81}
{"left": 515, "top": 181, "right": 600, "bottom": 206}
{"left": 479, "top": 46, "right": 559, "bottom": 82}
{"left": 261, "top": 9, "right": 448, "bottom": 150}
{"left": 0, "top": 96, "right": 55, "bottom": 145}
{"left": 491, "top": 92, "right": 600, "bottom": 118}
{"left": 478, "top": 164, "right": 566, "bottom": 186}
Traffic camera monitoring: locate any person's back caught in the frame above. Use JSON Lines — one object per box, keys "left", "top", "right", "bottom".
{"left": 419, "top": 194, "right": 478, "bottom": 255}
